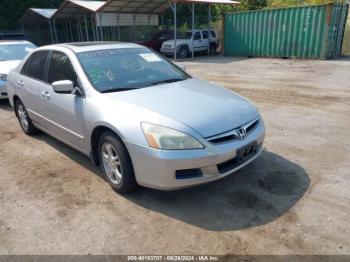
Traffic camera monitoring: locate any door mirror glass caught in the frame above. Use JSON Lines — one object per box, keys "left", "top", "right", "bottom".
{"left": 52, "top": 80, "right": 74, "bottom": 94}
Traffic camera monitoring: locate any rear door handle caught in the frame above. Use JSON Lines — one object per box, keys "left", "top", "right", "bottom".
{"left": 17, "top": 80, "right": 24, "bottom": 88}
{"left": 41, "top": 91, "right": 51, "bottom": 100}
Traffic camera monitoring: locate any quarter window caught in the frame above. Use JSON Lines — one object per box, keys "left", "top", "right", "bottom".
{"left": 22, "top": 51, "right": 49, "bottom": 81}
{"left": 48, "top": 51, "right": 78, "bottom": 87}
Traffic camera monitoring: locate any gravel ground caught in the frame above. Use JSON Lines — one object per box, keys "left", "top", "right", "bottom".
{"left": 0, "top": 56, "right": 349, "bottom": 255}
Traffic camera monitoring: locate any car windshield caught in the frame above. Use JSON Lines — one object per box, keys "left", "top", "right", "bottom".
{"left": 0, "top": 44, "right": 36, "bottom": 61}
{"left": 77, "top": 48, "right": 190, "bottom": 93}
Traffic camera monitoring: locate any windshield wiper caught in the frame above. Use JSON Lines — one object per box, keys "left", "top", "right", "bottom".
{"left": 101, "top": 87, "right": 139, "bottom": 93}
{"left": 149, "top": 78, "right": 184, "bottom": 86}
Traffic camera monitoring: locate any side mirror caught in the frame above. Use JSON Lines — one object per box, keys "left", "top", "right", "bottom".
{"left": 52, "top": 80, "right": 74, "bottom": 94}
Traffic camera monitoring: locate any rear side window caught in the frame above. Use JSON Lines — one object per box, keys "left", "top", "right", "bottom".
{"left": 48, "top": 51, "right": 78, "bottom": 87}
{"left": 202, "top": 30, "right": 209, "bottom": 39}
{"left": 22, "top": 51, "right": 49, "bottom": 81}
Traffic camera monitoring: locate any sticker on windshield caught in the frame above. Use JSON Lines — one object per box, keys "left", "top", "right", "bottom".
{"left": 139, "top": 53, "right": 161, "bottom": 62}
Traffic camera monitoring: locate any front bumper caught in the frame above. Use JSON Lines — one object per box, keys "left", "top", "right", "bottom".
{"left": 0, "top": 81, "right": 8, "bottom": 99}
{"left": 125, "top": 120, "right": 265, "bottom": 190}
{"left": 160, "top": 48, "right": 176, "bottom": 56}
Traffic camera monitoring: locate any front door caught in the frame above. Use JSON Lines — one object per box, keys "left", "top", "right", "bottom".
{"left": 193, "top": 31, "right": 205, "bottom": 52}
{"left": 40, "top": 51, "right": 87, "bottom": 152}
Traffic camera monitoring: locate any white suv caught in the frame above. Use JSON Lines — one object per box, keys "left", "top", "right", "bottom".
{"left": 160, "top": 29, "right": 218, "bottom": 58}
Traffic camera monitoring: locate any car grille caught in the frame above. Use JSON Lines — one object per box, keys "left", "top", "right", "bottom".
{"left": 207, "top": 118, "right": 260, "bottom": 144}
{"left": 163, "top": 44, "right": 173, "bottom": 49}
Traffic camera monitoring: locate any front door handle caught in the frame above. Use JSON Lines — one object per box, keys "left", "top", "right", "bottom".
{"left": 41, "top": 91, "right": 51, "bottom": 100}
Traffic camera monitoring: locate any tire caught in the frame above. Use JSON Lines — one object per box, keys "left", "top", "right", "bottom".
{"left": 209, "top": 43, "right": 217, "bottom": 55}
{"left": 15, "top": 99, "right": 38, "bottom": 135}
{"left": 178, "top": 46, "right": 189, "bottom": 59}
{"left": 98, "top": 131, "right": 137, "bottom": 194}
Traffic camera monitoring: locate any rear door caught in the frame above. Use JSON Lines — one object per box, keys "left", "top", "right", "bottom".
{"left": 201, "top": 30, "right": 210, "bottom": 52}
{"left": 16, "top": 50, "right": 51, "bottom": 127}
{"left": 40, "top": 51, "right": 87, "bottom": 151}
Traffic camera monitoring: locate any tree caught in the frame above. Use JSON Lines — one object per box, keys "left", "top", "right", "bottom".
{"left": 0, "top": 0, "right": 64, "bottom": 30}
{"left": 267, "top": 0, "right": 347, "bottom": 8}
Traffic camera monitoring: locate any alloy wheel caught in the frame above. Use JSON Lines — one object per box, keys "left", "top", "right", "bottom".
{"left": 17, "top": 104, "right": 29, "bottom": 131}
{"left": 179, "top": 48, "right": 187, "bottom": 58}
{"left": 101, "top": 142, "right": 123, "bottom": 185}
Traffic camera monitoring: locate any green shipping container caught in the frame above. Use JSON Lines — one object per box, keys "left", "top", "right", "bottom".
{"left": 223, "top": 3, "right": 349, "bottom": 59}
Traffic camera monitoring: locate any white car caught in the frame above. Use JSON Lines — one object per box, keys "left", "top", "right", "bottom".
{"left": 0, "top": 41, "right": 36, "bottom": 99}
{"left": 160, "top": 29, "right": 218, "bottom": 58}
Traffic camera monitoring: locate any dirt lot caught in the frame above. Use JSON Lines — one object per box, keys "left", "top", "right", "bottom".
{"left": 0, "top": 56, "right": 349, "bottom": 255}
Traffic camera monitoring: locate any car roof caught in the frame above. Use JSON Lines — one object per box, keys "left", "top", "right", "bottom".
{"left": 39, "top": 41, "right": 144, "bottom": 53}
{"left": 0, "top": 40, "right": 34, "bottom": 46}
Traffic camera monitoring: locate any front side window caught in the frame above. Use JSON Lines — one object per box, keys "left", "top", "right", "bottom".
{"left": 22, "top": 51, "right": 49, "bottom": 81}
{"left": 77, "top": 48, "right": 190, "bottom": 93}
{"left": 48, "top": 51, "right": 78, "bottom": 87}
{"left": 0, "top": 43, "right": 36, "bottom": 61}
{"left": 210, "top": 30, "right": 217, "bottom": 38}
{"left": 194, "top": 32, "right": 201, "bottom": 40}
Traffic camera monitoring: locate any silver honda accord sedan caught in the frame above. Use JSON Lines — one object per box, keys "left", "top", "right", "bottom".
{"left": 7, "top": 42, "right": 265, "bottom": 193}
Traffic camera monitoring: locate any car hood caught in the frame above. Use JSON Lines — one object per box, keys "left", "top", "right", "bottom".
{"left": 0, "top": 60, "right": 21, "bottom": 74}
{"left": 105, "top": 78, "right": 259, "bottom": 138}
{"left": 163, "top": 39, "right": 189, "bottom": 46}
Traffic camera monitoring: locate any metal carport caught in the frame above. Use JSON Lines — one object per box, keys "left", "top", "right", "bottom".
{"left": 21, "top": 8, "right": 57, "bottom": 44}
{"left": 52, "top": 0, "right": 106, "bottom": 42}
{"left": 98, "top": 0, "right": 240, "bottom": 59}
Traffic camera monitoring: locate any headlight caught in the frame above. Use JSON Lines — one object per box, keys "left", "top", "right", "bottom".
{"left": 0, "top": 74, "right": 7, "bottom": 81}
{"left": 141, "top": 123, "right": 204, "bottom": 150}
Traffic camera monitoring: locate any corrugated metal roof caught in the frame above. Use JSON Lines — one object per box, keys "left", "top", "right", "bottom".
{"left": 21, "top": 8, "right": 57, "bottom": 22}
{"left": 24, "top": 0, "right": 240, "bottom": 21}
{"left": 70, "top": 0, "right": 106, "bottom": 11}
{"left": 176, "top": 0, "right": 240, "bottom": 4}
{"left": 98, "top": 0, "right": 240, "bottom": 14}
{"left": 53, "top": 0, "right": 105, "bottom": 19}
{"left": 31, "top": 8, "right": 57, "bottom": 19}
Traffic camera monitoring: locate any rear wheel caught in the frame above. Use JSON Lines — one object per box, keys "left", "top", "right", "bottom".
{"left": 98, "top": 131, "right": 137, "bottom": 194}
{"left": 209, "top": 43, "right": 217, "bottom": 55}
{"left": 15, "top": 99, "right": 38, "bottom": 135}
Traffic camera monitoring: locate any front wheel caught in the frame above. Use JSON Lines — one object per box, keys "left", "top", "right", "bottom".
{"left": 177, "top": 46, "right": 189, "bottom": 59}
{"left": 15, "top": 99, "right": 38, "bottom": 135}
{"left": 98, "top": 131, "right": 137, "bottom": 194}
